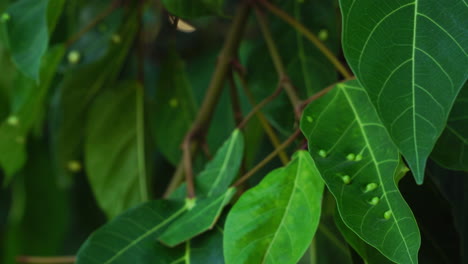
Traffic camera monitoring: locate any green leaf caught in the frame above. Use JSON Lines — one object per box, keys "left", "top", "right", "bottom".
{"left": 50, "top": 12, "right": 138, "bottom": 186}
{"left": 161, "top": 0, "right": 224, "bottom": 19}
{"left": 3, "top": 139, "right": 69, "bottom": 263}
{"left": 339, "top": 0, "right": 468, "bottom": 183}
{"left": 0, "top": 45, "right": 64, "bottom": 182}
{"left": 300, "top": 80, "right": 420, "bottom": 264}
{"left": 152, "top": 227, "right": 226, "bottom": 264}
{"left": 247, "top": 0, "right": 339, "bottom": 134}
{"left": 171, "top": 129, "right": 244, "bottom": 199}
{"left": 431, "top": 82, "right": 468, "bottom": 171}
{"left": 1, "top": 0, "right": 63, "bottom": 81}
{"left": 77, "top": 193, "right": 232, "bottom": 263}
{"left": 76, "top": 199, "right": 187, "bottom": 264}
{"left": 4, "top": 0, "right": 48, "bottom": 80}
{"left": 334, "top": 209, "right": 394, "bottom": 264}
{"left": 152, "top": 49, "right": 197, "bottom": 165}
{"left": 85, "top": 81, "right": 147, "bottom": 219}
{"left": 224, "top": 151, "right": 324, "bottom": 264}
{"left": 159, "top": 188, "right": 236, "bottom": 246}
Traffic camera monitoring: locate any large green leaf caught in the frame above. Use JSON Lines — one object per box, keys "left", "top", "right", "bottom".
{"left": 85, "top": 81, "right": 147, "bottom": 219}
{"left": 76, "top": 199, "right": 187, "bottom": 264}
{"left": 300, "top": 80, "right": 420, "bottom": 264}
{"left": 77, "top": 192, "right": 233, "bottom": 263}
{"left": 170, "top": 129, "right": 244, "bottom": 199}
{"left": 0, "top": 45, "right": 64, "bottom": 181}
{"left": 159, "top": 188, "right": 235, "bottom": 246}
{"left": 3, "top": 0, "right": 64, "bottom": 81}
{"left": 431, "top": 82, "right": 468, "bottom": 171}
{"left": 247, "top": 0, "right": 339, "bottom": 134}
{"left": 224, "top": 151, "right": 324, "bottom": 264}
{"left": 339, "top": 0, "right": 468, "bottom": 183}
{"left": 50, "top": 11, "right": 138, "bottom": 186}
{"left": 334, "top": 209, "right": 393, "bottom": 264}
{"left": 152, "top": 226, "right": 226, "bottom": 264}
{"left": 152, "top": 49, "right": 197, "bottom": 165}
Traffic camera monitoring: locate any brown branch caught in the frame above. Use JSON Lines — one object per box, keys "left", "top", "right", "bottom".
{"left": 238, "top": 81, "right": 282, "bottom": 129}
{"left": 181, "top": 2, "right": 251, "bottom": 198}
{"left": 234, "top": 70, "right": 290, "bottom": 165}
{"left": 254, "top": 7, "right": 302, "bottom": 119}
{"left": 299, "top": 77, "right": 356, "bottom": 111}
{"left": 228, "top": 70, "right": 244, "bottom": 126}
{"left": 16, "top": 256, "right": 76, "bottom": 264}
{"left": 233, "top": 129, "right": 301, "bottom": 187}
{"left": 66, "top": 0, "right": 121, "bottom": 48}
{"left": 257, "top": 0, "right": 353, "bottom": 79}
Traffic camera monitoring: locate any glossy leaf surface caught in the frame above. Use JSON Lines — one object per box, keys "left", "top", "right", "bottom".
{"left": 4, "top": 0, "right": 48, "bottom": 80}
{"left": 159, "top": 188, "right": 236, "bottom": 246}
{"left": 0, "top": 45, "right": 64, "bottom": 181}
{"left": 76, "top": 200, "right": 186, "bottom": 264}
{"left": 171, "top": 129, "right": 244, "bottom": 199}
{"left": 85, "top": 81, "right": 146, "bottom": 219}
{"left": 340, "top": 0, "right": 468, "bottom": 183}
{"left": 431, "top": 82, "right": 468, "bottom": 171}
{"left": 334, "top": 209, "right": 393, "bottom": 264}
{"left": 301, "top": 80, "right": 420, "bottom": 264}
{"left": 224, "top": 151, "right": 324, "bottom": 264}
{"left": 50, "top": 12, "right": 138, "bottom": 186}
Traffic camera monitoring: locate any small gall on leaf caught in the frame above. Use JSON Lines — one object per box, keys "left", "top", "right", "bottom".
{"left": 185, "top": 198, "right": 197, "bottom": 210}
{"left": 169, "top": 98, "right": 179, "bottom": 108}
{"left": 111, "top": 34, "right": 121, "bottom": 44}
{"left": 306, "top": 116, "right": 313, "bottom": 123}
{"left": 364, "top": 182, "right": 378, "bottom": 192}
{"left": 318, "top": 29, "right": 328, "bottom": 41}
{"left": 7, "top": 115, "right": 19, "bottom": 126}
{"left": 369, "top": 197, "right": 380, "bottom": 205}
{"left": 67, "top": 160, "right": 82, "bottom": 173}
{"left": 67, "top": 50, "right": 81, "bottom": 64}
{"left": 355, "top": 154, "right": 363, "bottom": 161}
{"left": 318, "top": 149, "right": 327, "bottom": 158}
{"left": 346, "top": 153, "right": 355, "bottom": 161}
{"left": 384, "top": 210, "right": 392, "bottom": 220}
{"left": 1, "top": 13, "right": 10, "bottom": 22}
{"left": 342, "top": 175, "right": 351, "bottom": 184}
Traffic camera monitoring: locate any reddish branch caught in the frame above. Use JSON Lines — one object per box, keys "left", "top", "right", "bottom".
{"left": 181, "top": 2, "right": 251, "bottom": 198}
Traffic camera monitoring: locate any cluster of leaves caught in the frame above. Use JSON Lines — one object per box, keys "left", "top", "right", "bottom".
{"left": 0, "top": 0, "right": 466, "bottom": 264}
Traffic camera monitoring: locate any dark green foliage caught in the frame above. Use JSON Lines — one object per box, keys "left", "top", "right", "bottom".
{"left": 0, "top": 1, "right": 466, "bottom": 264}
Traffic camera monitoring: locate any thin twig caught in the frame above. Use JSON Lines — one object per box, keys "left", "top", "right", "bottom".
{"left": 16, "top": 256, "right": 76, "bottom": 264}
{"left": 255, "top": 7, "right": 302, "bottom": 118}
{"left": 233, "top": 129, "right": 301, "bottom": 187}
{"left": 181, "top": 2, "right": 251, "bottom": 198}
{"left": 235, "top": 70, "right": 289, "bottom": 165}
{"left": 66, "top": 0, "right": 121, "bottom": 48}
{"left": 299, "top": 77, "right": 356, "bottom": 111}
{"left": 228, "top": 70, "right": 244, "bottom": 126}
{"left": 257, "top": 0, "right": 353, "bottom": 79}
{"left": 238, "top": 81, "right": 282, "bottom": 129}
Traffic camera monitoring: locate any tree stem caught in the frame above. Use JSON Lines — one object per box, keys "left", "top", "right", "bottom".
{"left": 257, "top": 0, "right": 353, "bottom": 79}
{"left": 255, "top": 7, "right": 302, "bottom": 118}
{"left": 182, "top": 2, "right": 251, "bottom": 198}
{"left": 233, "top": 129, "right": 301, "bottom": 187}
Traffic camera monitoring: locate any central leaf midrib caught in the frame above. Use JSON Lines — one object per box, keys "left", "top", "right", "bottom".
{"left": 340, "top": 85, "right": 414, "bottom": 264}
{"left": 262, "top": 158, "right": 302, "bottom": 263}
